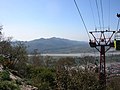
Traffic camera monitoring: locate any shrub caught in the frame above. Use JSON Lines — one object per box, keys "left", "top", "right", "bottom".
{"left": 0, "top": 70, "right": 10, "bottom": 81}
{"left": 0, "top": 81, "right": 20, "bottom": 90}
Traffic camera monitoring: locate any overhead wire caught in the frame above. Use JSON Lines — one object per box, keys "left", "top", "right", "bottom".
{"left": 89, "top": 0, "right": 96, "bottom": 30}
{"left": 73, "top": 0, "right": 90, "bottom": 39}
{"left": 100, "top": 0, "right": 104, "bottom": 31}
{"left": 108, "top": 0, "right": 110, "bottom": 30}
{"left": 95, "top": 0, "right": 101, "bottom": 30}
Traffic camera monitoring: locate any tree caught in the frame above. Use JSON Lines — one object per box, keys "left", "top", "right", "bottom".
{"left": 55, "top": 57, "right": 101, "bottom": 90}
{"left": 0, "top": 40, "right": 28, "bottom": 77}
{"left": 11, "top": 42, "right": 28, "bottom": 77}
{"left": 44, "top": 56, "right": 55, "bottom": 67}
{"left": 0, "top": 37, "right": 13, "bottom": 68}
{"left": 31, "top": 49, "right": 44, "bottom": 67}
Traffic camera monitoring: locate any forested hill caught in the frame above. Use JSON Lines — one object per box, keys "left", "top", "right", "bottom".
{"left": 16, "top": 37, "right": 92, "bottom": 54}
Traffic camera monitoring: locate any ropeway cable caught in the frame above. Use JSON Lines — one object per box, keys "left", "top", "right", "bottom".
{"left": 89, "top": 0, "right": 97, "bottom": 30}
{"left": 95, "top": 0, "right": 101, "bottom": 30}
{"left": 73, "top": 0, "right": 90, "bottom": 39}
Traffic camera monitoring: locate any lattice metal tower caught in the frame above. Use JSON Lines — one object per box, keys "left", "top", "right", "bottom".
{"left": 89, "top": 30, "right": 115, "bottom": 87}
{"left": 89, "top": 14, "right": 120, "bottom": 87}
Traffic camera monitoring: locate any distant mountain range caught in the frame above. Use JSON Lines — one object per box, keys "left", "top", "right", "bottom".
{"left": 16, "top": 37, "right": 93, "bottom": 54}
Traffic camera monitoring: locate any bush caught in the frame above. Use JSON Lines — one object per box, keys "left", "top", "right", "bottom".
{"left": 0, "top": 70, "right": 10, "bottom": 81}
{"left": 107, "top": 77, "right": 120, "bottom": 90}
{"left": 0, "top": 56, "right": 4, "bottom": 63}
{"left": 0, "top": 81, "right": 20, "bottom": 90}
{"left": 25, "top": 66, "right": 56, "bottom": 90}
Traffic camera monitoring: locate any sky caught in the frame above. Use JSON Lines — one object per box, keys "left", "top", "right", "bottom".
{"left": 0, "top": 0, "right": 120, "bottom": 41}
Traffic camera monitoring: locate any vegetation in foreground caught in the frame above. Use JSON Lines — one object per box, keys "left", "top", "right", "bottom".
{"left": 0, "top": 37, "right": 120, "bottom": 90}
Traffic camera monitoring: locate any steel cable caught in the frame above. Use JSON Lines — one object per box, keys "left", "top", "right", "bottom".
{"left": 89, "top": 0, "right": 97, "bottom": 30}
{"left": 73, "top": 0, "right": 90, "bottom": 39}
{"left": 100, "top": 0, "right": 104, "bottom": 31}
{"left": 95, "top": 0, "right": 101, "bottom": 30}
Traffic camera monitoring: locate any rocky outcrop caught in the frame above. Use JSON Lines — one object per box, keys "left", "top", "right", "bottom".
{"left": 0, "top": 64, "right": 3, "bottom": 72}
{"left": 20, "top": 85, "right": 38, "bottom": 90}
{"left": 0, "top": 64, "right": 38, "bottom": 90}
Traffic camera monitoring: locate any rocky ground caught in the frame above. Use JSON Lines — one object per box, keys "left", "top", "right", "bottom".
{"left": 0, "top": 64, "right": 38, "bottom": 90}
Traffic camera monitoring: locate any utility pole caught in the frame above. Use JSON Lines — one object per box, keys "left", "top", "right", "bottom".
{"left": 89, "top": 30, "right": 115, "bottom": 88}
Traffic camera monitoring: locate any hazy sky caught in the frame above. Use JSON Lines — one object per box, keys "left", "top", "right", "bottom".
{"left": 0, "top": 0, "right": 120, "bottom": 41}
